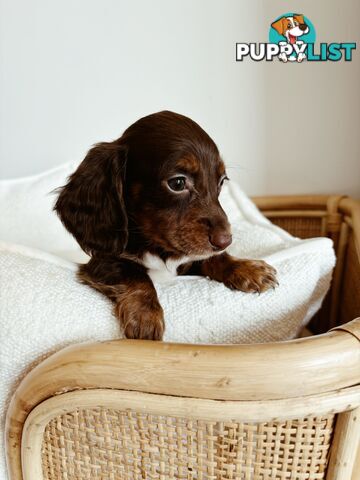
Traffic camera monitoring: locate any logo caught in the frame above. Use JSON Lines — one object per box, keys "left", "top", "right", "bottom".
{"left": 236, "top": 13, "right": 356, "bottom": 63}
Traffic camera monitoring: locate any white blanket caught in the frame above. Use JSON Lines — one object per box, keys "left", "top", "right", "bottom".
{"left": 0, "top": 165, "right": 335, "bottom": 479}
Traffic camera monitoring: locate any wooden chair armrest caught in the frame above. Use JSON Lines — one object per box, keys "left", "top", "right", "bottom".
{"left": 6, "top": 318, "right": 360, "bottom": 479}
{"left": 331, "top": 317, "right": 360, "bottom": 342}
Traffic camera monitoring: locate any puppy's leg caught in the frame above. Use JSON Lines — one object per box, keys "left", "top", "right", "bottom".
{"left": 278, "top": 41, "right": 289, "bottom": 62}
{"left": 79, "top": 257, "right": 164, "bottom": 340}
{"left": 196, "top": 252, "right": 278, "bottom": 293}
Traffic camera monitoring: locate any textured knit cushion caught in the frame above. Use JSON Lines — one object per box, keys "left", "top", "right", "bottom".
{"left": 0, "top": 163, "right": 87, "bottom": 262}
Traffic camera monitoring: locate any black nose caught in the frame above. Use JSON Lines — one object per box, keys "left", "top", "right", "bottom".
{"left": 209, "top": 233, "right": 232, "bottom": 250}
{"left": 299, "top": 23, "right": 308, "bottom": 31}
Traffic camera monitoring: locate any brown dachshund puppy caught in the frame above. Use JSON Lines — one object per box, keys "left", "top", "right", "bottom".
{"left": 55, "top": 111, "right": 277, "bottom": 340}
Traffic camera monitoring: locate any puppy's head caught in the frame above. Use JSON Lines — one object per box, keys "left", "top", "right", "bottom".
{"left": 271, "top": 14, "right": 309, "bottom": 43}
{"left": 55, "top": 111, "right": 231, "bottom": 259}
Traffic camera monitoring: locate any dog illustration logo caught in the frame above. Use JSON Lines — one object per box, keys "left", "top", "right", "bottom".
{"left": 236, "top": 14, "right": 356, "bottom": 62}
{"left": 269, "top": 13, "right": 315, "bottom": 62}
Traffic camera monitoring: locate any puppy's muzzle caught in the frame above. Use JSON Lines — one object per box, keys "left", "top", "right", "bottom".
{"left": 209, "top": 232, "right": 232, "bottom": 250}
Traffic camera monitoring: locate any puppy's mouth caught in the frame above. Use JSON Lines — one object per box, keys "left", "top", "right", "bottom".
{"left": 289, "top": 33, "right": 297, "bottom": 44}
{"left": 180, "top": 248, "right": 226, "bottom": 265}
{"left": 181, "top": 238, "right": 232, "bottom": 259}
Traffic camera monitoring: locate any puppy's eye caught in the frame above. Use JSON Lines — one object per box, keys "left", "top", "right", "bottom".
{"left": 219, "top": 175, "right": 229, "bottom": 188}
{"left": 167, "top": 176, "right": 187, "bottom": 192}
{"left": 287, "top": 23, "right": 291, "bottom": 28}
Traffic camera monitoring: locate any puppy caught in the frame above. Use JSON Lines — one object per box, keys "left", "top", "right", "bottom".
{"left": 55, "top": 111, "right": 277, "bottom": 340}
{"left": 271, "top": 14, "right": 309, "bottom": 62}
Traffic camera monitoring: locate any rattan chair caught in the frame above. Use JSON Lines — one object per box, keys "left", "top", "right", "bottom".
{"left": 5, "top": 195, "right": 360, "bottom": 480}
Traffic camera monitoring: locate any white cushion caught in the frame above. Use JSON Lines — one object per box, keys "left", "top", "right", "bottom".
{"left": 0, "top": 166, "right": 336, "bottom": 478}
{"left": 0, "top": 163, "right": 88, "bottom": 262}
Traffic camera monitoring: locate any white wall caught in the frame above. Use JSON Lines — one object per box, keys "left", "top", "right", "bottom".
{"left": 0, "top": 0, "right": 359, "bottom": 197}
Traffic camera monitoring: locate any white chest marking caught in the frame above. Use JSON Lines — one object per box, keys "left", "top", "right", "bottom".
{"left": 141, "top": 251, "right": 219, "bottom": 284}
{"left": 142, "top": 252, "right": 191, "bottom": 283}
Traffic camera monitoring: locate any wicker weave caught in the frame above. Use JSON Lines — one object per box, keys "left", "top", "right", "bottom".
{"left": 41, "top": 408, "right": 335, "bottom": 480}
{"left": 270, "top": 217, "right": 324, "bottom": 240}
{"left": 340, "top": 234, "right": 360, "bottom": 326}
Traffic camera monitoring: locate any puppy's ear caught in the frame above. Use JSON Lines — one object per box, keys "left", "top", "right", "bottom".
{"left": 54, "top": 142, "right": 128, "bottom": 256}
{"left": 271, "top": 17, "right": 287, "bottom": 35}
{"left": 294, "top": 14, "right": 305, "bottom": 25}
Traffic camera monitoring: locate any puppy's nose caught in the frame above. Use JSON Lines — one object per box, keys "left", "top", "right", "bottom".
{"left": 209, "top": 233, "right": 232, "bottom": 250}
{"left": 299, "top": 23, "right": 308, "bottom": 31}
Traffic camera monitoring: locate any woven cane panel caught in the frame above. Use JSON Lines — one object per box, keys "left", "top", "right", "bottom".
{"left": 269, "top": 217, "right": 323, "bottom": 239}
{"left": 340, "top": 234, "right": 360, "bottom": 325}
{"left": 41, "top": 408, "right": 335, "bottom": 480}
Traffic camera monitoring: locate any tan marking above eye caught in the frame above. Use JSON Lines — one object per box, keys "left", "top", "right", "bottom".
{"left": 176, "top": 155, "right": 200, "bottom": 174}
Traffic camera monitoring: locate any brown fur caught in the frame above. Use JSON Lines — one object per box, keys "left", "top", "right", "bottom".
{"left": 196, "top": 253, "right": 278, "bottom": 293}
{"left": 54, "top": 111, "right": 277, "bottom": 340}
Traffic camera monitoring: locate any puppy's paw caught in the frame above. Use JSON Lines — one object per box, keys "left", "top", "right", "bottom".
{"left": 116, "top": 297, "right": 165, "bottom": 340}
{"left": 297, "top": 52, "right": 306, "bottom": 62}
{"left": 224, "top": 259, "right": 278, "bottom": 293}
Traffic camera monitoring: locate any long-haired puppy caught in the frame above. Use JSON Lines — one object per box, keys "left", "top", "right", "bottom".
{"left": 55, "top": 111, "right": 277, "bottom": 340}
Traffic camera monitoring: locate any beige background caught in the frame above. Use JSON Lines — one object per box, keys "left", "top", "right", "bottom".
{"left": 263, "top": 1, "right": 360, "bottom": 197}
{"left": 0, "top": 0, "right": 359, "bottom": 196}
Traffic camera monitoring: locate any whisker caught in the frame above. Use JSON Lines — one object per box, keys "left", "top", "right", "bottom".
{"left": 225, "top": 165, "right": 258, "bottom": 173}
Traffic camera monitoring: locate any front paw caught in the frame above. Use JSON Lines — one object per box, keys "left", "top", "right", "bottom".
{"left": 278, "top": 52, "right": 288, "bottom": 62}
{"left": 297, "top": 52, "right": 306, "bottom": 62}
{"left": 116, "top": 297, "right": 165, "bottom": 340}
{"left": 224, "top": 259, "right": 278, "bottom": 293}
